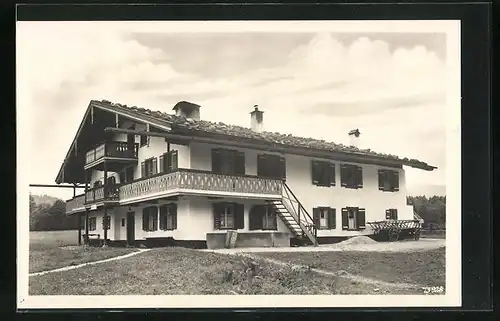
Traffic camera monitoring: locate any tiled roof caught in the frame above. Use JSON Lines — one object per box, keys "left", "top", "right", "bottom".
{"left": 95, "top": 100, "right": 436, "bottom": 170}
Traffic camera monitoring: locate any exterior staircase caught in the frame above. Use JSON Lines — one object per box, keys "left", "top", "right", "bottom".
{"left": 413, "top": 211, "right": 424, "bottom": 224}
{"left": 266, "top": 182, "right": 318, "bottom": 246}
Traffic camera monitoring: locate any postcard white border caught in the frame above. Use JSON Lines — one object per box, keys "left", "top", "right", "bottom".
{"left": 17, "top": 19, "right": 461, "bottom": 309}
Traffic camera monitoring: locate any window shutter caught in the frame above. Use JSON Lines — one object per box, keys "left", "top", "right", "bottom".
{"left": 234, "top": 151, "right": 245, "bottom": 175}
{"left": 171, "top": 150, "right": 178, "bottom": 170}
{"left": 159, "top": 155, "right": 164, "bottom": 173}
{"left": 357, "top": 208, "right": 366, "bottom": 229}
{"left": 212, "top": 149, "right": 221, "bottom": 174}
{"left": 171, "top": 203, "right": 177, "bottom": 229}
{"left": 235, "top": 203, "right": 245, "bottom": 229}
{"left": 341, "top": 208, "right": 349, "bottom": 230}
{"left": 386, "top": 209, "right": 392, "bottom": 219}
{"left": 147, "top": 136, "right": 151, "bottom": 147}
{"left": 152, "top": 207, "right": 158, "bottom": 231}
{"left": 329, "top": 164, "right": 336, "bottom": 186}
{"left": 152, "top": 157, "right": 158, "bottom": 175}
{"left": 159, "top": 205, "right": 166, "bottom": 230}
{"left": 392, "top": 209, "right": 398, "bottom": 220}
{"left": 340, "top": 165, "right": 348, "bottom": 187}
{"left": 142, "top": 208, "right": 149, "bottom": 231}
{"left": 119, "top": 171, "right": 126, "bottom": 184}
{"left": 328, "top": 208, "right": 336, "bottom": 229}
{"left": 213, "top": 203, "right": 221, "bottom": 229}
{"left": 249, "top": 205, "right": 262, "bottom": 230}
{"left": 392, "top": 171, "right": 400, "bottom": 191}
{"left": 355, "top": 166, "right": 363, "bottom": 188}
{"left": 141, "top": 161, "right": 146, "bottom": 178}
{"left": 313, "top": 207, "right": 320, "bottom": 228}
{"left": 279, "top": 157, "right": 286, "bottom": 180}
{"left": 257, "top": 154, "right": 265, "bottom": 177}
{"left": 311, "top": 161, "right": 319, "bottom": 185}
{"left": 378, "top": 170, "right": 386, "bottom": 191}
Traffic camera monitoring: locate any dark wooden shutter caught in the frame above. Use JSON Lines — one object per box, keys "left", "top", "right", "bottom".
{"left": 159, "top": 205, "right": 166, "bottom": 230}
{"left": 171, "top": 150, "right": 178, "bottom": 170}
{"left": 279, "top": 157, "right": 286, "bottom": 180}
{"left": 234, "top": 151, "right": 245, "bottom": 175}
{"left": 386, "top": 209, "right": 392, "bottom": 219}
{"left": 392, "top": 209, "right": 398, "bottom": 220}
{"left": 340, "top": 165, "right": 348, "bottom": 187}
{"left": 159, "top": 155, "right": 164, "bottom": 173}
{"left": 249, "top": 205, "right": 262, "bottom": 230}
{"left": 141, "top": 161, "right": 146, "bottom": 178}
{"left": 355, "top": 166, "right": 363, "bottom": 188}
{"left": 213, "top": 203, "right": 221, "bottom": 229}
{"left": 152, "top": 207, "right": 158, "bottom": 230}
{"left": 357, "top": 208, "right": 366, "bottom": 229}
{"left": 119, "top": 171, "right": 126, "bottom": 184}
{"left": 378, "top": 170, "right": 386, "bottom": 190}
{"left": 392, "top": 171, "right": 400, "bottom": 191}
{"left": 329, "top": 163, "right": 336, "bottom": 186}
{"left": 212, "top": 149, "right": 221, "bottom": 174}
{"left": 311, "top": 161, "right": 319, "bottom": 185}
{"left": 341, "top": 208, "right": 349, "bottom": 230}
{"left": 257, "top": 154, "right": 265, "bottom": 177}
{"left": 152, "top": 157, "right": 158, "bottom": 175}
{"left": 313, "top": 207, "right": 320, "bottom": 228}
{"left": 272, "top": 207, "right": 278, "bottom": 229}
{"left": 171, "top": 203, "right": 178, "bottom": 229}
{"left": 234, "top": 203, "right": 245, "bottom": 229}
{"left": 142, "top": 208, "right": 149, "bottom": 231}
{"left": 328, "top": 208, "right": 336, "bottom": 229}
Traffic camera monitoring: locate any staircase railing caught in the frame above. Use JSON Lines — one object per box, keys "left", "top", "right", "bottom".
{"left": 282, "top": 182, "right": 318, "bottom": 243}
{"left": 413, "top": 211, "right": 424, "bottom": 224}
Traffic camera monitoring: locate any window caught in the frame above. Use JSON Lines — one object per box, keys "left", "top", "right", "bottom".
{"left": 121, "top": 218, "right": 125, "bottom": 227}
{"left": 378, "top": 169, "right": 400, "bottom": 192}
{"left": 141, "top": 157, "right": 158, "bottom": 178}
{"left": 212, "top": 149, "right": 245, "bottom": 175}
{"left": 140, "top": 134, "right": 148, "bottom": 147}
{"left": 311, "top": 161, "right": 336, "bottom": 187}
{"left": 160, "top": 203, "right": 177, "bottom": 230}
{"left": 262, "top": 206, "right": 277, "bottom": 230}
{"left": 102, "top": 216, "right": 111, "bottom": 230}
{"left": 142, "top": 206, "right": 158, "bottom": 231}
{"left": 249, "top": 205, "right": 277, "bottom": 230}
{"left": 159, "top": 150, "right": 179, "bottom": 173}
{"left": 89, "top": 217, "right": 97, "bottom": 231}
{"left": 341, "top": 207, "right": 366, "bottom": 230}
{"left": 257, "top": 154, "right": 286, "bottom": 180}
{"left": 313, "top": 207, "right": 336, "bottom": 229}
{"left": 340, "top": 164, "right": 363, "bottom": 189}
{"left": 213, "top": 202, "right": 244, "bottom": 230}
{"left": 386, "top": 209, "right": 398, "bottom": 220}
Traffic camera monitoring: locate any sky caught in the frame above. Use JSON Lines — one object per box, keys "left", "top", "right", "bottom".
{"left": 17, "top": 21, "right": 449, "bottom": 200}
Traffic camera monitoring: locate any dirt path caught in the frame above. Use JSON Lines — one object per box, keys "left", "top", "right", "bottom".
{"left": 29, "top": 249, "right": 151, "bottom": 277}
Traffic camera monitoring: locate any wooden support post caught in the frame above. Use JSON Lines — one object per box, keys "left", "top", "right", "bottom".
{"left": 85, "top": 209, "right": 89, "bottom": 246}
{"left": 73, "top": 184, "right": 76, "bottom": 198}
{"left": 103, "top": 162, "right": 108, "bottom": 247}
{"left": 78, "top": 213, "right": 82, "bottom": 245}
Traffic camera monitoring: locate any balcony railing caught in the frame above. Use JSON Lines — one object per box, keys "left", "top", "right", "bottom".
{"left": 85, "top": 141, "right": 139, "bottom": 165}
{"left": 119, "top": 169, "right": 283, "bottom": 201}
{"left": 66, "top": 194, "right": 85, "bottom": 213}
{"left": 85, "top": 184, "right": 120, "bottom": 204}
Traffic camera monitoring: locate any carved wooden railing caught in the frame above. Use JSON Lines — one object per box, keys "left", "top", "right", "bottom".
{"left": 65, "top": 194, "right": 85, "bottom": 214}
{"left": 85, "top": 142, "right": 138, "bottom": 165}
{"left": 84, "top": 184, "right": 119, "bottom": 204}
{"left": 119, "top": 169, "right": 283, "bottom": 201}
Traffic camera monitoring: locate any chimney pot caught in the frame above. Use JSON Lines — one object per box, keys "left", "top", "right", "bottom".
{"left": 172, "top": 101, "right": 201, "bottom": 120}
{"left": 348, "top": 129, "right": 361, "bottom": 147}
{"left": 250, "top": 105, "right": 264, "bottom": 132}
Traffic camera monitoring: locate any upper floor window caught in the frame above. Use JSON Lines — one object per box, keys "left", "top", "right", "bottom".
{"left": 257, "top": 154, "right": 286, "bottom": 180}
{"left": 311, "top": 161, "right": 335, "bottom": 187}
{"left": 140, "top": 134, "right": 148, "bottom": 147}
{"left": 378, "top": 169, "right": 400, "bottom": 192}
{"left": 142, "top": 206, "right": 158, "bottom": 232}
{"left": 213, "top": 202, "right": 244, "bottom": 230}
{"left": 159, "top": 203, "right": 177, "bottom": 231}
{"left": 141, "top": 157, "right": 158, "bottom": 178}
{"left": 386, "top": 208, "right": 398, "bottom": 220}
{"left": 313, "top": 207, "right": 336, "bottom": 229}
{"left": 340, "top": 164, "right": 363, "bottom": 189}
{"left": 341, "top": 207, "right": 366, "bottom": 231}
{"left": 159, "top": 150, "right": 178, "bottom": 173}
{"left": 212, "top": 149, "right": 245, "bottom": 176}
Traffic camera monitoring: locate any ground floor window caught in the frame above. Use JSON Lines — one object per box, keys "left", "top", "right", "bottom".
{"left": 89, "top": 217, "right": 97, "bottom": 231}
{"left": 142, "top": 206, "right": 158, "bottom": 231}
{"left": 213, "top": 202, "right": 244, "bottom": 230}
{"left": 313, "top": 207, "right": 336, "bottom": 229}
{"left": 386, "top": 209, "right": 398, "bottom": 220}
{"left": 102, "top": 216, "right": 111, "bottom": 230}
{"left": 249, "top": 204, "right": 277, "bottom": 230}
{"left": 341, "top": 207, "right": 366, "bottom": 231}
{"left": 160, "top": 203, "right": 177, "bottom": 230}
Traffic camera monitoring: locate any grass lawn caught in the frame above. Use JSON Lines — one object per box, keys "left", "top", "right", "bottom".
{"left": 257, "top": 247, "right": 446, "bottom": 288}
{"left": 29, "top": 247, "right": 422, "bottom": 295}
{"left": 29, "top": 230, "right": 137, "bottom": 273}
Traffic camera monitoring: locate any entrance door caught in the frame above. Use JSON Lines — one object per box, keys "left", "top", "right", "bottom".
{"left": 126, "top": 211, "right": 135, "bottom": 246}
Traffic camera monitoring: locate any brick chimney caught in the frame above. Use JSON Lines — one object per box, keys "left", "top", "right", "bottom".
{"left": 348, "top": 129, "right": 361, "bottom": 148}
{"left": 250, "top": 105, "right": 264, "bottom": 132}
{"left": 172, "top": 101, "right": 200, "bottom": 120}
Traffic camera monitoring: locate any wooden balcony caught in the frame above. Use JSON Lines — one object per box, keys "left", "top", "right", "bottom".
{"left": 119, "top": 169, "right": 283, "bottom": 204}
{"left": 65, "top": 194, "right": 86, "bottom": 214}
{"left": 84, "top": 141, "right": 139, "bottom": 171}
{"left": 84, "top": 184, "right": 120, "bottom": 205}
